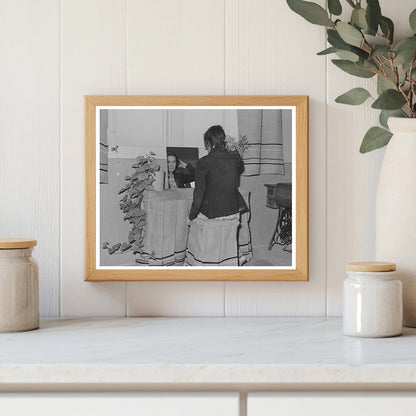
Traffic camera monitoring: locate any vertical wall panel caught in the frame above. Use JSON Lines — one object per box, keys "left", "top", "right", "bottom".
{"left": 125, "top": 0, "right": 226, "bottom": 316}
{"left": 224, "top": 0, "right": 327, "bottom": 315}
{"left": 61, "top": 0, "right": 127, "bottom": 316}
{"left": 326, "top": 0, "right": 416, "bottom": 316}
{"left": 126, "top": 0, "right": 225, "bottom": 95}
{"left": 0, "top": 1, "right": 60, "bottom": 317}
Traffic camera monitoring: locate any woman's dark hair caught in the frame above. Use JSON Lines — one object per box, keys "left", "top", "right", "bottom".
{"left": 204, "top": 125, "right": 226, "bottom": 151}
{"left": 167, "top": 152, "right": 178, "bottom": 171}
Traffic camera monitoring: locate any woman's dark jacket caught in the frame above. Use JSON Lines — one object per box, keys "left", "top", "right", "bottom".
{"left": 189, "top": 148, "right": 246, "bottom": 221}
{"left": 173, "top": 163, "right": 195, "bottom": 188}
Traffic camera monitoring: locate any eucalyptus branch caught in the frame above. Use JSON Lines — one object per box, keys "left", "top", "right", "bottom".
{"left": 377, "top": 54, "right": 393, "bottom": 66}
{"left": 390, "top": 59, "right": 400, "bottom": 86}
{"left": 375, "top": 57, "right": 400, "bottom": 90}
{"left": 287, "top": 0, "right": 416, "bottom": 152}
{"left": 377, "top": 23, "right": 393, "bottom": 48}
{"left": 382, "top": 56, "right": 398, "bottom": 77}
{"left": 397, "top": 81, "right": 413, "bottom": 117}
{"left": 374, "top": 56, "right": 385, "bottom": 73}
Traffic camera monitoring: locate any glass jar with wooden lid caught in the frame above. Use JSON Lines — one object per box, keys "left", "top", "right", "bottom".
{"left": 343, "top": 261, "right": 402, "bottom": 338}
{"left": 0, "top": 239, "right": 39, "bottom": 332}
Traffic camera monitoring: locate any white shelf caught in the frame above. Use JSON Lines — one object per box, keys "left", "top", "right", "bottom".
{"left": 1, "top": 317, "right": 416, "bottom": 388}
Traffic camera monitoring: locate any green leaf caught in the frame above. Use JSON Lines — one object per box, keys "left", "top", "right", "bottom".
{"left": 410, "top": 9, "right": 416, "bottom": 32}
{"left": 372, "top": 89, "right": 407, "bottom": 110}
{"left": 362, "top": 59, "right": 379, "bottom": 72}
{"left": 336, "top": 21, "right": 363, "bottom": 47}
{"left": 335, "top": 50, "right": 359, "bottom": 62}
{"left": 370, "top": 47, "right": 391, "bottom": 72}
{"left": 380, "top": 16, "right": 394, "bottom": 44}
{"left": 327, "top": 29, "right": 369, "bottom": 59}
{"left": 377, "top": 75, "right": 393, "bottom": 94}
{"left": 393, "top": 36, "right": 416, "bottom": 71}
{"left": 376, "top": 65, "right": 403, "bottom": 95}
{"left": 351, "top": 7, "right": 369, "bottom": 32}
{"left": 379, "top": 110, "right": 402, "bottom": 129}
{"left": 328, "top": 0, "right": 342, "bottom": 16}
{"left": 366, "top": 0, "right": 382, "bottom": 35}
{"left": 287, "top": 0, "right": 334, "bottom": 27}
{"left": 335, "top": 87, "right": 371, "bottom": 105}
{"left": 360, "top": 127, "right": 392, "bottom": 153}
{"left": 317, "top": 47, "right": 338, "bottom": 55}
{"left": 332, "top": 59, "right": 375, "bottom": 78}
{"left": 327, "top": 28, "right": 348, "bottom": 48}
{"left": 371, "top": 46, "right": 392, "bottom": 58}
{"left": 317, "top": 46, "right": 359, "bottom": 61}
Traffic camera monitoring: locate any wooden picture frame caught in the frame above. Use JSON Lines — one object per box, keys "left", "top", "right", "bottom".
{"left": 85, "top": 96, "right": 308, "bottom": 281}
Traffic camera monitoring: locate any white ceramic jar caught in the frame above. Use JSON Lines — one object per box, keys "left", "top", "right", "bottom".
{"left": 343, "top": 262, "right": 402, "bottom": 338}
{"left": 0, "top": 239, "right": 39, "bottom": 332}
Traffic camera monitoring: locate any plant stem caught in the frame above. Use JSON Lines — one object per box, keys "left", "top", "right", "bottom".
{"left": 397, "top": 79, "right": 412, "bottom": 118}
{"left": 376, "top": 56, "right": 400, "bottom": 89}
{"left": 390, "top": 58, "right": 400, "bottom": 86}
{"left": 361, "top": 34, "right": 373, "bottom": 54}
{"left": 409, "top": 56, "right": 416, "bottom": 117}
{"left": 378, "top": 20, "right": 393, "bottom": 48}
{"left": 373, "top": 56, "right": 412, "bottom": 117}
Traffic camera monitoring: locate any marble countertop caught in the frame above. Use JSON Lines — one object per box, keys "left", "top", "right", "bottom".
{"left": 1, "top": 317, "right": 416, "bottom": 388}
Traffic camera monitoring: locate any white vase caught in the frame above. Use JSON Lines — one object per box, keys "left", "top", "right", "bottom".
{"left": 375, "top": 117, "right": 416, "bottom": 327}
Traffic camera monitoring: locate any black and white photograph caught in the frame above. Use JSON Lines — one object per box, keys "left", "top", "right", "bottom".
{"left": 98, "top": 105, "right": 295, "bottom": 269}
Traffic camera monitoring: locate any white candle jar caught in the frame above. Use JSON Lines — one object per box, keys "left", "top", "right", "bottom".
{"left": 343, "top": 262, "right": 402, "bottom": 338}
{"left": 0, "top": 239, "right": 39, "bottom": 332}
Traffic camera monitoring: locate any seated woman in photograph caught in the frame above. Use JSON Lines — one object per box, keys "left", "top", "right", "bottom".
{"left": 166, "top": 152, "right": 195, "bottom": 189}
{"left": 186, "top": 125, "right": 247, "bottom": 266}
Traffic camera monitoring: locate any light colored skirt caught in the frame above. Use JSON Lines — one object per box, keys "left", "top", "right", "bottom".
{"left": 185, "top": 213, "right": 240, "bottom": 267}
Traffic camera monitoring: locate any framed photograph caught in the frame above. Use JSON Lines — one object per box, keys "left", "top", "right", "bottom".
{"left": 85, "top": 96, "right": 308, "bottom": 281}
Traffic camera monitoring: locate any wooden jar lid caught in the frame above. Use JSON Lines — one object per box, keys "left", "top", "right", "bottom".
{"left": 346, "top": 261, "right": 396, "bottom": 272}
{"left": 0, "top": 239, "right": 37, "bottom": 249}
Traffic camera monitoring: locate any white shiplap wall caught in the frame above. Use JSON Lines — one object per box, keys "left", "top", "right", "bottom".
{"left": 224, "top": 0, "right": 327, "bottom": 316}
{"left": 1, "top": 0, "right": 412, "bottom": 317}
{"left": 126, "top": 0, "right": 227, "bottom": 316}
{"left": 0, "top": 1, "right": 61, "bottom": 316}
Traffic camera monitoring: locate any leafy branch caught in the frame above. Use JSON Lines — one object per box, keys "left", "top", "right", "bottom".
{"left": 287, "top": 0, "right": 416, "bottom": 153}
{"left": 103, "top": 153, "right": 160, "bottom": 261}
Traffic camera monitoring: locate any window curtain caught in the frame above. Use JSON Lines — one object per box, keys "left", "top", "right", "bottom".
{"left": 237, "top": 109, "right": 285, "bottom": 176}
{"left": 100, "top": 109, "right": 109, "bottom": 184}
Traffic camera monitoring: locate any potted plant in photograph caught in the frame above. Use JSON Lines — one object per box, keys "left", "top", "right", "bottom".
{"left": 225, "top": 134, "right": 250, "bottom": 157}
{"left": 287, "top": 0, "right": 416, "bottom": 325}
{"left": 103, "top": 152, "right": 160, "bottom": 263}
